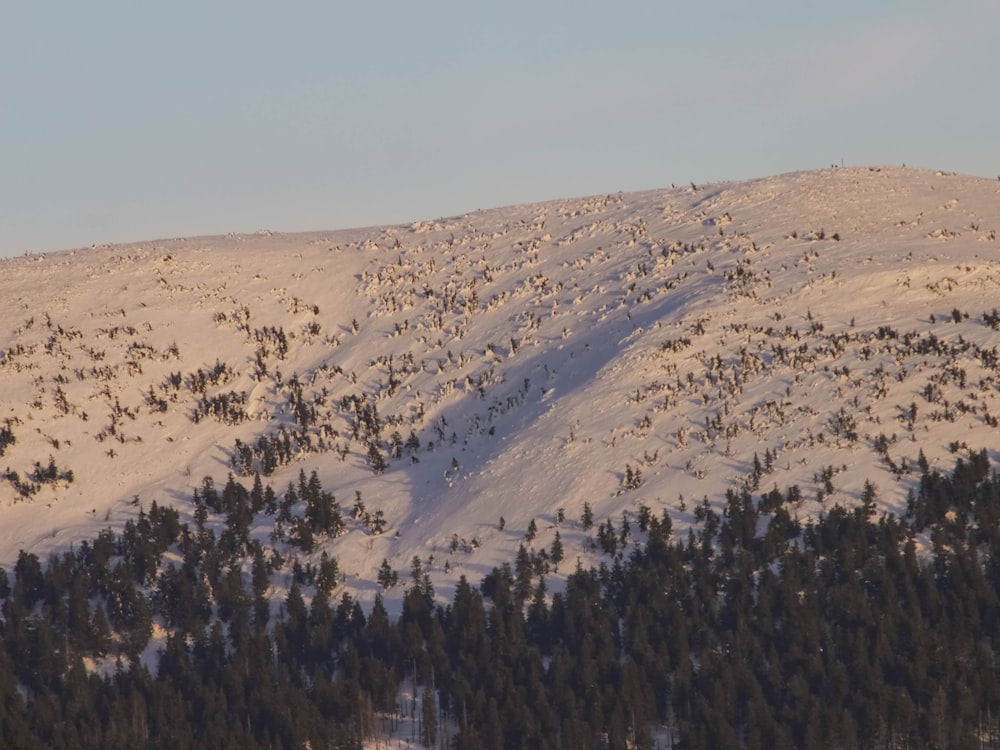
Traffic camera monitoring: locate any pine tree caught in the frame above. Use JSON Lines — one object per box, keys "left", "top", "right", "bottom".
{"left": 250, "top": 472, "right": 264, "bottom": 513}
{"left": 525, "top": 518, "right": 537, "bottom": 543}
{"left": 551, "top": 531, "right": 564, "bottom": 570}
{"left": 378, "top": 559, "right": 399, "bottom": 589}
{"left": 367, "top": 442, "right": 388, "bottom": 475}
{"left": 861, "top": 479, "right": 878, "bottom": 517}
{"left": 316, "top": 552, "right": 339, "bottom": 596}
{"left": 421, "top": 687, "right": 437, "bottom": 748}
{"left": 514, "top": 544, "right": 533, "bottom": 604}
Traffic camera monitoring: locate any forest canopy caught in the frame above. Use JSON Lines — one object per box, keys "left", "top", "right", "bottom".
{"left": 0, "top": 451, "right": 998, "bottom": 749}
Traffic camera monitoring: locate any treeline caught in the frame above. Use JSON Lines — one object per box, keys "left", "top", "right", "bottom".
{"left": 1, "top": 453, "right": 1000, "bottom": 747}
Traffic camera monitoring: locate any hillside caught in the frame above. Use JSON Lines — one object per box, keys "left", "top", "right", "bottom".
{"left": 3, "top": 166, "right": 1000, "bottom": 748}
{"left": 1, "top": 165, "right": 999, "bottom": 609}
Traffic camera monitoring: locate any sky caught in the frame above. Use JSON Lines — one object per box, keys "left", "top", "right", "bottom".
{"left": 2, "top": 1, "right": 998, "bottom": 258}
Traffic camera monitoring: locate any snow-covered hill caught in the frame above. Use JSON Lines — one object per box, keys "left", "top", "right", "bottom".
{"left": 2, "top": 165, "right": 998, "bottom": 611}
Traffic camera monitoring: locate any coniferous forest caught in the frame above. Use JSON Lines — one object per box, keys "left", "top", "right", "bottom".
{"left": 2, "top": 452, "right": 1000, "bottom": 748}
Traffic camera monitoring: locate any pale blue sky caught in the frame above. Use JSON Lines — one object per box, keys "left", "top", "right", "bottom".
{"left": 2, "top": 1, "right": 997, "bottom": 257}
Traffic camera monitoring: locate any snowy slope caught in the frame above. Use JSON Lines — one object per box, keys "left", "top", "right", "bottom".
{"left": 1, "top": 166, "right": 999, "bottom": 611}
